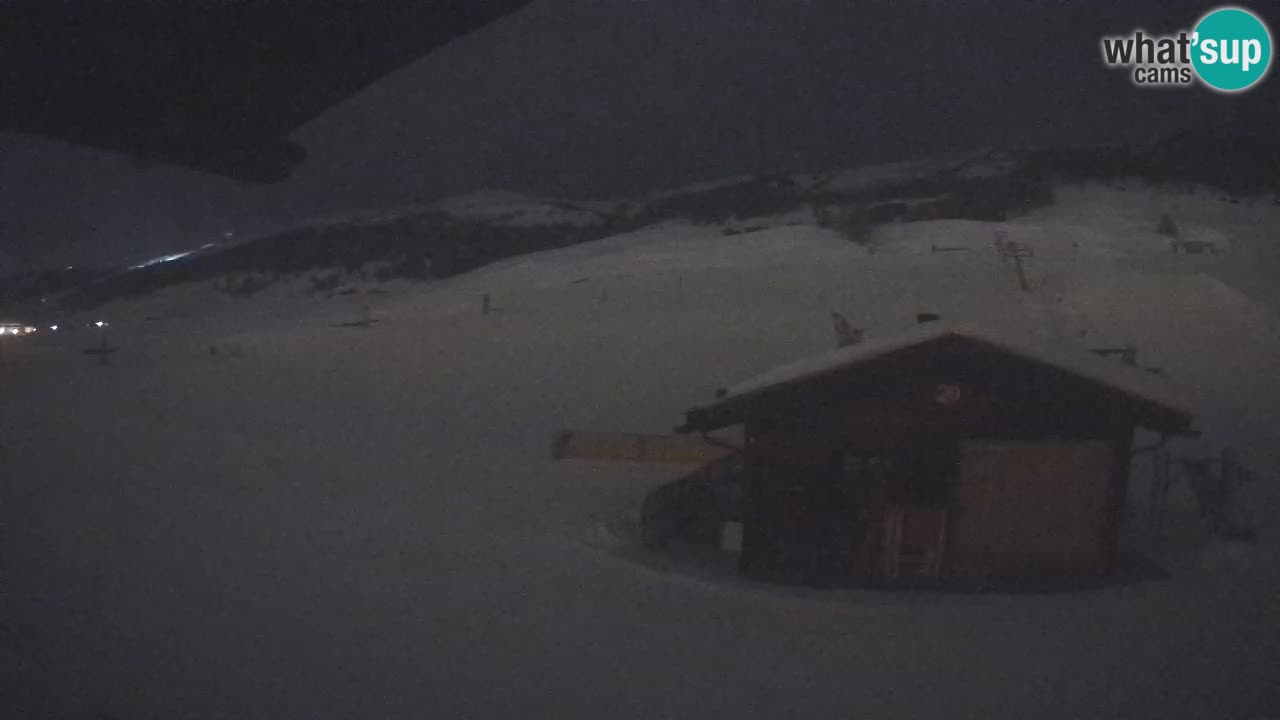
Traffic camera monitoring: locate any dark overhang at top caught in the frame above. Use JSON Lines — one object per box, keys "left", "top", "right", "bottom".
{"left": 0, "top": 0, "right": 535, "bottom": 182}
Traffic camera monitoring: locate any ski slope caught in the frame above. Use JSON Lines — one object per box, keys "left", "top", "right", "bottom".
{"left": 2, "top": 183, "right": 1279, "bottom": 719}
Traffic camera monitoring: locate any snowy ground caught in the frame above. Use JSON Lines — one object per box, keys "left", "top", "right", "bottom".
{"left": 2, "top": 184, "right": 1279, "bottom": 719}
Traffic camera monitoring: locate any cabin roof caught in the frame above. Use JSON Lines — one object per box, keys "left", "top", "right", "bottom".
{"left": 679, "top": 323, "right": 1195, "bottom": 435}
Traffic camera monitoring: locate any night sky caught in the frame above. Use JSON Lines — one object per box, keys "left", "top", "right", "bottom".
{"left": 2, "top": 0, "right": 1277, "bottom": 272}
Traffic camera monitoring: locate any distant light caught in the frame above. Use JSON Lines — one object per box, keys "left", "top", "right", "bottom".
{"left": 130, "top": 250, "right": 196, "bottom": 269}
{"left": 65, "top": 266, "right": 73, "bottom": 270}
{"left": 94, "top": 321, "right": 107, "bottom": 328}
{"left": 49, "top": 325, "right": 58, "bottom": 331}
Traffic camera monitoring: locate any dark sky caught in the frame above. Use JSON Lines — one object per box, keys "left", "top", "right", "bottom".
{"left": 2, "top": 0, "right": 1277, "bottom": 272}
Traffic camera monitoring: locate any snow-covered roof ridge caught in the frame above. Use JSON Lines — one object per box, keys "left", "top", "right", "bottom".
{"left": 723, "top": 321, "right": 1194, "bottom": 416}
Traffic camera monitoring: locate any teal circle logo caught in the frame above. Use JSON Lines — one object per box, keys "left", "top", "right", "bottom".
{"left": 1192, "top": 6, "right": 1272, "bottom": 92}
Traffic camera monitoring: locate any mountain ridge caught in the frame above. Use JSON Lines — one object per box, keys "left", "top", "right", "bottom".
{"left": 4, "top": 133, "right": 1279, "bottom": 315}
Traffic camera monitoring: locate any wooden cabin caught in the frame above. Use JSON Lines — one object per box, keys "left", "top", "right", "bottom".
{"left": 675, "top": 325, "right": 1194, "bottom": 588}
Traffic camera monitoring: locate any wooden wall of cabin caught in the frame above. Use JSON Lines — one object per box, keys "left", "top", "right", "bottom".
{"left": 740, "top": 418, "right": 864, "bottom": 585}
{"left": 737, "top": 393, "right": 1140, "bottom": 586}
{"left": 945, "top": 433, "right": 1134, "bottom": 582}
{"left": 740, "top": 416, "right": 962, "bottom": 585}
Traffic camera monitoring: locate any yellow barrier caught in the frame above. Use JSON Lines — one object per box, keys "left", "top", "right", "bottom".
{"left": 550, "top": 430, "right": 733, "bottom": 465}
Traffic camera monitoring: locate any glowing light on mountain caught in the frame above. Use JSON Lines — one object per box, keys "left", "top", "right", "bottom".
{"left": 131, "top": 250, "right": 196, "bottom": 269}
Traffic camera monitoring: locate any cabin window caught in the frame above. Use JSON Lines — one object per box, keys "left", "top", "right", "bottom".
{"left": 838, "top": 444, "right": 956, "bottom": 509}
{"left": 838, "top": 452, "right": 896, "bottom": 508}
{"left": 840, "top": 453, "right": 895, "bottom": 477}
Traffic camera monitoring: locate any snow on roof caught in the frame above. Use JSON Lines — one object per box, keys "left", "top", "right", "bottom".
{"left": 720, "top": 322, "right": 1194, "bottom": 416}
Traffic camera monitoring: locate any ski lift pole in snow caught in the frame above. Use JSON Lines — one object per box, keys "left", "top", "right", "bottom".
{"left": 481, "top": 292, "right": 504, "bottom": 315}
{"left": 831, "top": 312, "right": 863, "bottom": 348}
{"left": 1174, "top": 448, "right": 1256, "bottom": 541}
{"left": 993, "top": 231, "right": 1009, "bottom": 265}
{"left": 1004, "top": 240, "right": 1034, "bottom": 292}
{"left": 83, "top": 331, "right": 118, "bottom": 366}
{"left": 1148, "top": 446, "right": 1174, "bottom": 531}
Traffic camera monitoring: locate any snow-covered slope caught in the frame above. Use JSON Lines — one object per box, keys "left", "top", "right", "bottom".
{"left": 37, "top": 137, "right": 1280, "bottom": 318}
{"left": 2, "top": 182, "right": 1279, "bottom": 719}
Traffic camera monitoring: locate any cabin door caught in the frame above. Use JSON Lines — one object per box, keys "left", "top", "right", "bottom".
{"left": 841, "top": 442, "right": 957, "bottom": 579}
{"left": 950, "top": 440, "right": 1115, "bottom": 579}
